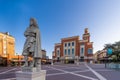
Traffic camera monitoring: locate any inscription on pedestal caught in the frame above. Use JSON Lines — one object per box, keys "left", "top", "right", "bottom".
{"left": 22, "top": 67, "right": 41, "bottom": 72}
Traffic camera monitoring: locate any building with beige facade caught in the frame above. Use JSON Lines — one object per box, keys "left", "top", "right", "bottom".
{"left": 0, "top": 32, "right": 15, "bottom": 65}
{"left": 93, "top": 50, "right": 107, "bottom": 63}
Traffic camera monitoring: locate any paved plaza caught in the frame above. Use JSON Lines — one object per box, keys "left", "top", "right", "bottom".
{"left": 0, "top": 63, "right": 120, "bottom": 80}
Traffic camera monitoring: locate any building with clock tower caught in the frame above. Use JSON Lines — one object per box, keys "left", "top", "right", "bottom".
{"left": 52, "top": 28, "right": 93, "bottom": 63}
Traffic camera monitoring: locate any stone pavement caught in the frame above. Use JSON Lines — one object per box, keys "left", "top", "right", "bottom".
{"left": 0, "top": 63, "right": 120, "bottom": 80}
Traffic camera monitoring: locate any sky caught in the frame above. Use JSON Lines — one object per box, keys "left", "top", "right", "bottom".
{"left": 0, "top": 0, "right": 120, "bottom": 58}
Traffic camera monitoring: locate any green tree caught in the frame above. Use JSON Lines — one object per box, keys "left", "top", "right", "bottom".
{"left": 104, "top": 41, "right": 120, "bottom": 63}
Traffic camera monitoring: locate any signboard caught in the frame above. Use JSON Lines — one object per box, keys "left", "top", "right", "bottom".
{"left": 107, "top": 48, "right": 112, "bottom": 55}
{"left": 65, "top": 57, "right": 73, "bottom": 59}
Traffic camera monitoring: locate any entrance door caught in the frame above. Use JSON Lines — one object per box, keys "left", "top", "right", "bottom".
{"left": 80, "top": 56, "right": 84, "bottom": 62}
{"left": 57, "top": 57, "right": 60, "bottom": 62}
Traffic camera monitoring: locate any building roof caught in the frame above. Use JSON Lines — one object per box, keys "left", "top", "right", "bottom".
{"left": 61, "top": 36, "right": 79, "bottom": 40}
{"left": 55, "top": 43, "right": 61, "bottom": 46}
{"left": 42, "top": 49, "right": 46, "bottom": 52}
{"left": 0, "top": 32, "right": 14, "bottom": 38}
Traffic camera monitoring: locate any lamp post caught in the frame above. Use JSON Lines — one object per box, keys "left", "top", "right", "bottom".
{"left": 105, "top": 56, "right": 108, "bottom": 68}
{"left": 7, "top": 54, "right": 9, "bottom": 66}
{"left": 105, "top": 48, "right": 113, "bottom": 68}
{"left": 18, "top": 55, "right": 20, "bottom": 66}
{"left": 16, "top": 53, "right": 20, "bottom": 66}
{"left": 114, "top": 45, "right": 120, "bottom": 63}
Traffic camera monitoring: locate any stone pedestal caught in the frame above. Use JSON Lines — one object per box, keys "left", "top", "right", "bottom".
{"left": 16, "top": 70, "right": 46, "bottom": 80}
{"left": 21, "top": 67, "right": 41, "bottom": 72}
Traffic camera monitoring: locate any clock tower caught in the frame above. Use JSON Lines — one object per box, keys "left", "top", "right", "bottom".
{"left": 83, "top": 28, "right": 90, "bottom": 42}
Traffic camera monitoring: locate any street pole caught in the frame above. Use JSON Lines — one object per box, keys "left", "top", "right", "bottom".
{"left": 18, "top": 55, "right": 20, "bottom": 66}
{"left": 105, "top": 57, "right": 107, "bottom": 68}
{"left": 105, "top": 49, "right": 108, "bottom": 68}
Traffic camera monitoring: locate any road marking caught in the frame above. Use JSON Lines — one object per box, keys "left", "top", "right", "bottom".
{"left": 47, "top": 69, "right": 113, "bottom": 77}
{"left": 50, "top": 65, "right": 69, "bottom": 68}
{"left": 85, "top": 63, "right": 107, "bottom": 80}
{"left": 52, "top": 64, "right": 88, "bottom": 70}
{"left": 1, "top": 78, "right": 16, "bottom": 80}
{"left": 0, "top": 68, "right": 17, "bottom": 74}
{"left": 47, "top": 72, "right": 66, "bottom": 76}
{"left": 73, "top": 70, "right": 90, "bottom": 73}
{"left": 47, "top": 66, "right": 98, "bottom": 80}
{"left": 95, "top": 70, "right": 113, "bottom": 72}
{"left": 47, "top": 70, "right": 90, "bottom": 76}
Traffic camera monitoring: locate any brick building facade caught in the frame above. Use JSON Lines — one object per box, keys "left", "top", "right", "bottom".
{"left": 53, "top": 28, "right": 93, "bottom": 63}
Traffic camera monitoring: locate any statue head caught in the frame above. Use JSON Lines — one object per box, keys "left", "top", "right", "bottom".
{"left": 30, "top": 18, "right": 38, "bottom": 27}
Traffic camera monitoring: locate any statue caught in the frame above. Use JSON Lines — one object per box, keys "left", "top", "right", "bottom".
{"left": 16, "top": 18, "right": 46, "bottom": 80}
{"left": 22, "top": 18, "right": 42, "bottom": 68}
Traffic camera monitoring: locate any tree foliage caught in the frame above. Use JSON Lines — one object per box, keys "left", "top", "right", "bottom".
{"left": 104, "top": 41, "right": 120, "bottom": 62}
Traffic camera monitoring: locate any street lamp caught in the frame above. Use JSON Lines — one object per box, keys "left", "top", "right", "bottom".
{"left": 16, "top": 53, "right": 20, "bottom": 66}
{"left": 18, "top": 55, "right": 20, "bottom": 66}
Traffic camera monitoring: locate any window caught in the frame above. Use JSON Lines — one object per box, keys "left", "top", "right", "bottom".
{"left": 68, "top": 43, "right": 70, "bottom": 47}
{"left": 88, "top": 49, "right": 92, "bottom": 54}
{"left": 72, "top": 48, "right": 74, "bottom": 54}
{"left": 72, "top": 42, "right": 74, "bottom": 46}
{"left": 57, "top": 50, "right": 60, "bottom": 55}
{"left": 65, "top": 43, "right": 67, "bottom": 47}
{"left": 81, "top": 43, "right": 84, "bottom": 45}
{"left": 64, "top": 49, "right": 67, "bottom": 55}
{"left": 4, "top": 46, "right": 6, "bottom": 49}
{"left": 4, "top": 50, "right": 6, "bottom": 54}
{"left": 68, "top": 49, "right": 70, "bottom": 55}
{"left": 81, "top": 48, "right": 84, "bottom": 54}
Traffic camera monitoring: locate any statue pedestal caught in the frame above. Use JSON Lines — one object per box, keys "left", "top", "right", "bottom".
{"left": 21, "top": 66, "right": 41, "bottom": 72}
{"left": 16, "top": 67, "right": 46, "bottom": 80}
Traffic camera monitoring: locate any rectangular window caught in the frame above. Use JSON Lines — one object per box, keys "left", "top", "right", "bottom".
{"left": 57, "top": 50, "right": 60, "bottom": 55}
{"left": 81, "top": 48, "right": 84, "bottom": 54}
{"left": 80, "top": 45, "right": 84, "bottom": 56}
{"left": 65, "top": 43, "right": 67, "bottom": 47}
{"left": 68, "top": 43, "right": 70, "bottom": 47}
{"left": 88, "top": 49, "right": 93, "bottom": 54}
{"left": 4, "top": 50, "right": 6, "bottom": 54}
{"left": 64, "top": 49, "right": 67, "bottom": 55}
{"left": 72, "top": 42, "right": 74, "bottom": 46}
{"left": 4, "top": 46, "right": 6, "bottom": 49}
{"left": 72, "top": 48, "right": 74, "bottom": 54}
{"left": 68, "top": 49, "right": 70, "bottom": 55}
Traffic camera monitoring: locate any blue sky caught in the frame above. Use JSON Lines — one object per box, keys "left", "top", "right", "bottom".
{"left": 0, "top": 0, "right": 120, "bottom": 58}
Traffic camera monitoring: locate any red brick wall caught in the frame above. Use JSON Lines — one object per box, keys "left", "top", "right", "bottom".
{"left": 61, "top": 36, "right": 79, "bottom": 57}
{"left": 54, "top": 44, "right": 61, "bottom": 58}
{"left": 87, "top": 43, "right": 93, "bottom": 57}
{"left": 79, "top": 41, "right": 93, "bottom": 57}
{"left": 54, "top": 34, "right": 93, "bottom": 60}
